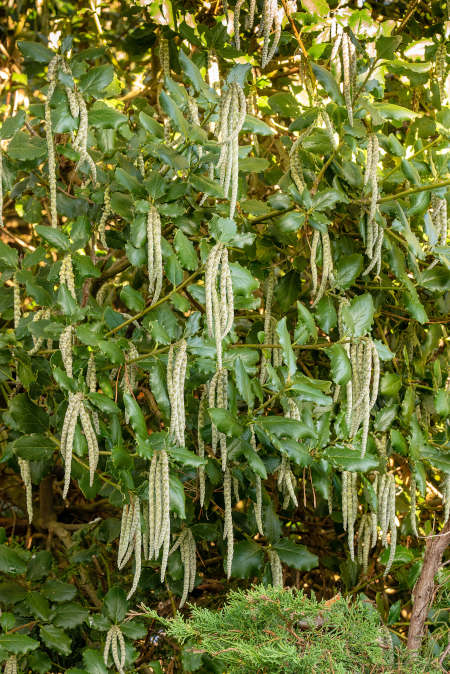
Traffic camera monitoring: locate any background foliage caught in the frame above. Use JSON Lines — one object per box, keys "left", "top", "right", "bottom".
{"left": 0, "top": 0, "right": 448, "bottom": 671}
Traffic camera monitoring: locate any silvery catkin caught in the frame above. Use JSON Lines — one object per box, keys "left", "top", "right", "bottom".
{"left": 18, "top": 458, "right": 33, "bottom": 523}
{"left": 310, "top": 229, "right": 334, "bottom": 307}
{"left": 261, "top": 0, "right": 282, "bottom": 69}
{"left": 148, "top": 450, "right": 171, "bottom": 581}
{"left": 170, "top": 528, "right": 197, "bottom": 607}
{"left": 147, "top": 205, "right": 163, "bottom": 305}
{"left": 268, "top": 549, "right": 283, "bottom": 587}
{"left": 216, "top": 82, "right": 246, "bottom": 218}
{"left": 205, "top": 243, "right": 234, "bottom": 371}
{"left": 167, "top": 340, "right": 188, "bottom": 447}
{"left": 45, "top": 55, "right": 59, "bottom": 229}
{"left": 104, "top": 625, "right": 126, "bottom": 674}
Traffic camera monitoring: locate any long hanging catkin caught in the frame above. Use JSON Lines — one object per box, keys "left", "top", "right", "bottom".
{"left": 347, "top": 337, "right": 380, "bottom": 457}
{"left": 261, "top": 0, "right": 283, "bottom": 68}
{"left": 104, "top": 625, "right": 126, "bottom": 674}
{"left": 98, "top": 186, "right": 111, "bottom": 249}
{"left": 342, "top": 470, "right": 358, "bottom": 561}
{"left": 363, "top": 133, "right": 383, "bottom": 276}
{"left": 259, "top": 270, "right": 276, "bottom": 386}
{"left": 169, "top": 528, "right": 197, "bottom": 607}
{"left": 147, "top": 205, "right": 163, "bottom": 306}
{"left": 3, "top": 656, "right": 17, "bottom": 674}
{"left": 223, "top": 466, "right": 234, "bottom": 578}
{"left": 117, "top": 494, "right": 142, "bottom": 599}
{"left": 310, "top": 229, "right": 334, "bottom": 307}
{"left": 251, "top": 425, "right": 264, "bottom": 536}
{"left": 148, "top": 450, "right": 171, "bottom": 581}
{"left": 205, "top": 242, "right": 234, "bottom": 371}
{"left": 167, "top": 340, "right": 188, "bottom": 447}
{"left": 197, "top": 385, "right": 208, "bottom": 507}
{"left": 277, "top": 398, "right": 299, "bottom": 509}
{"left": 45, "top": 55, "right": 60, "bottom": 229}
{"left": 216, "top": 82, "right": 246, "bottom": 218}
{"left": 18, "top": 458, "right": 33, "bottom": 523}
{"left": 377, "top": 473, "right": 397, "bottom": 575}
{"left": 268, "top": 549, "right": 283, "bottom": 587}
{"left": 208, "top": 368, "right": 229, "bottom": 471}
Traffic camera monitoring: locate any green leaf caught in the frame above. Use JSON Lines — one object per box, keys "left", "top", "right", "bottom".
{"left": 18, "top": 41, "right": 54, "bottom": 63}
{"left": 13, "top": 434, "right": 56, "bottom": 461}
{"left": 335, "top": 254, "right": 363, "bottom": 289}
{"left": 169, "top": 446, "right": 205, "bottom": 468}
{"left": 139, "top": 111, "right": 164, "bottom": 138}
{"left": 276, "top": 317, "right": 296, "bottom": 377}
{"left": 208, "top": 409, "right": 244, "bottom": 438}
{"left": 0, "top": 634, "right": 39, "bottom": 655}
{"left": 420, "top": 267, "right": 450, "bottom": 292}
{"left": 380, "top": 373, "right": 402, "bottom": 397}
{"left": 120, "top": 285, "right": 145, "bottom": 312}
{"left": 9, "top": 394, "right": 49, "bottom": 433}
{"left": 0, "top": 110, "right": 26, "bottom": 140}
{"left": 273, "top": 539, "right": 319, "bottom": 571}
{"left": 79, "top": 64, "right": 114, "bottom": 97}
{"left": 0, "top": 546, "right": 28, "bottom": 575}
{"left": 42, "top": 580, "right": 77, "bottom": 602}
{"left": 169, "top": 474, "right": 186, "bottom": 519}
{"left": 255, "top": 416, "right": 315, "bottom": 440}
{"left": 342, "top": 293, "right": 374, "bottom": 337}
{"left": 327, "top": 344, "right": 351, "bottom": 386}
{"left": 57, "top": 285, "right": 84, "bottom": 321}
{"left": 243, "top": 115, "right": 276, "bottom": 136}
{"left": 88, "top": 106, "right": 127, "bottom": 129}
{"left": 323, "top": 445, "right": 379, "bottom": 472}
{"left": 174, "top": 229, "right": 198, "bottom": 270}
{"left": 239, "top": 157, "right": 270, "bottom": 173}
{"left": 189, "top": 173, "right": 224, "bottom": 198}
{"left": 98, "top": 339, "right": 124, "bottom": 364}
{"left": 40, "top": 625, "right": 71, "bottom": 656}
{"left": 159, "top": 91, "right": 188, "bottom": 137}
{"left": 294, "top": 302, "right": 317, "bottom": 345}
{"left": 234, "top": 357, "right": 254, "bottom": 409}
{"left": 376, "top": 35, "right": 402, "bottom": 60}
{"left": 82, "top": 649, "right": 108, "bottom": 674}
{"left": 371, "top": 103, "right": 418, "bottom": 122}
{"left": 7, "top": 132, "right": 47, "bottom": 161}
{"left": 311, "top": 64, "right": 343, "bottom": 104}
{"left": 230, "top": 541, "right": 264, "bottom": 579}
{"left": 242, "top": 444, "right": 267, "bottom": 479}
{"left": 0, "top": 240, "right": 18, "bottom": 268}
{"left": 104, "top": 586, "right": 127, "bottom": 623}
{"left": 87, "top": 393, "right": 120, "bottom": 415}
{"left": 123, "top": 393, "right": 147, "bottom": 439}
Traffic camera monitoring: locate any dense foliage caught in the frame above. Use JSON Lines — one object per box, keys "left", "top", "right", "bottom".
{"left": 0, "top": 0, "right": 448, "bottom": 671}
{"left": 147, "top": 584, "right": 442, "bottom": 673}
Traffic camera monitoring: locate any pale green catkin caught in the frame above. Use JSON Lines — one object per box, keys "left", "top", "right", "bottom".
{"left": 261, "top": 0, "right": 282, "bottom": 68}
{"left": 147, "top": 205, "right": 163, "bottom": 306}
{"left": 443, "top": 473, "right": 450, "bottom": 523}
{"left": 104, "top": 625, "right": 126, "bottom": 674}
{"left": 205, "top": 243, "right": 234, "bottom": 371}
{"left": 410, "top": 474, "right": 418, "bottom": 537}
{"left": 259, "top": 270, "right": 276, "bottom": 386}
{"left": 13, "top": 274, "right": 20, "bottom": 329}
{"left": 170, "top": 528, "right": 197, "bottom": 607}
{"left": 98, "top": 186, "right": 111, "bottom": 248}
{"left": 251, "top": 425, "right": 264, "bottom": 536}
{"left": 341, "top": 32, "right": 354, "bottom": 127}
{"left": 311, "top": 229, "right": 334, "bottom": 307}
{"left": 435, "top": 43, "right": 447, "bottom": 104}
{"left": 233, "top": 0, "right": 245, "bottom": 49}
{"left": 18, "top": 458, "right": 33, "bottom": 523}
{"left": 197, "top": 385, "right": 208, "bottom": 507}
{"left": 0, "top": 147, "right": 3, "bottom": 227}
{"left": 223, "top": 466, "right": 234, "bottom": 578}
{"left": 3, "top": 655, "right": 17, "bottom": 674}
{"left": 342, "top": 470, "right": 358, "bottom": 561}
{"left": 46, "top": 55, "right": 59, "bottom": 229}
{"left": 167, "top": 340, "right": 188, "bottom": 447}
{"left": 268, "top": 549, "right": 283, "bottom": 587}
{"left": 148, "top": 450, "right": 171, "bottom": 581}
{"left": 216, "top": 82, "right": 246, "bottom": 218}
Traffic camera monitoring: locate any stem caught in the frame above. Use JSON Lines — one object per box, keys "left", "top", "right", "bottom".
{"left": 104, "top": 268, "right": 203, "bottom": 337}
{"left": 376, "top": 180, "right": 450, "bottom": 204}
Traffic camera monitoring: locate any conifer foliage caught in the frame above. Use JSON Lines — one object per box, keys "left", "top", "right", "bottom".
{"left": 0, "top": 0, "right": 448, "bottom": 670}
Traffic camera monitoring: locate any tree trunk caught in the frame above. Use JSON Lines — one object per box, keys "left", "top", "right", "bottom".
{"left": 407, "top": 519, "right": 450, "bottom": 652}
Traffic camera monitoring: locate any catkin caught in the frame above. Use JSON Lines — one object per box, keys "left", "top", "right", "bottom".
{"left": 251, "top": 425, "right": 264, "bottom": 536}
{"left": 377, "top": 473, "right": 397, "bottom": 575}
{"left": 3, "top": 656, "right": 17, "bottom": 674}
{"left": 205, "top": 243, "right": 234, "bottom": 371}
{"left": 347, "top": 337, "right": 380, "bottom": 457}
{"left": 148, "top": 450, "right": 171, "bottom": 581}
{"left": 46, "top": 55, "right": 59, "bottom": 229}
{"left": 73, "top": 91, "right": 97, "bottom": 184}
{"left": 98, "top": 186, "right": 111, "bottom": 248}
{"left": 147, "top": 205, "right": 163, "bottom": 305}
{"left": 342, "top": 470, "right": 358, "bottom": 561}
{"left": 277, "top": 400, "right": 300, "bottom": 508}
{"left": 60, "top": 392, "right": 98, "bottom": 497}
{"left": 18, "top": 458, "right": 33, "bottom": 523}
{"left": 289, "top": 126, "right": 314, "bottom": 194}
{"left": 341, "top": 32, "right": 354, "bottom": 127}
{"left": 435, "top": 43, "right": 447, "bottom": 104}
{"left": 268, "top": 549, "right": 283, "bottom": 587}
{"left": 208, "top": 368, "right": 229, "bottom": 470}
{"left": 357, "top": 512, "right": 375, "bottom": 574}
{"left": 28, "top": 308, "right": 51, "bottom": 355}
{"left": 167, "top": 340, "right": 188, "bottom": 447}
{"left": 118, "top": 495, "right": 142, "bottom": 599}
{"left": 13, "top": 274, "right": 20, "bottom": 329}
{"left": 216, "top": 82, "right": 246, "bottom": 218}
{"left": 0, "top": 147, "right": 3, "bottom": 227}
{"left": 159, "top": 35, "right": 170, "bottom": 78}
{"left": 59, "top": 325, "right": 74, "bottom": 378}
{"left": 259, "top": 270, "right": 276, "bottom": 386}
{"left": 430, "top": 194, "right": 448, "bottom": 248}
{"left": 223, "top": 466, "right": 234, "bottom": 578}
{"left": 363, "top": 133, "right": 383, "bottom": 275}
{"left": 310, "top": 229, "right": 334, "bottom": 307}
{"left": 261, "top": 0, "right": 283, "bottom": 69}
{"left": 59, "top": 253, "right": 76, "bottom": 299}
{"left": 443, "top": 473, "right": 450, "bottom": 523}
{"left": 233, "top": 0, "right": 245, "bottom": 49}
{"left": 410, "top": 474, "right": 418, "bottom": 537}
{"left": 197, "top": 385, "right": 208, "bottom": 507}
{"left": 104, "top": 625, "right": 126, "bottom": 674}
{"left": 170, "top": 528, "right": 197, "bottom": 607}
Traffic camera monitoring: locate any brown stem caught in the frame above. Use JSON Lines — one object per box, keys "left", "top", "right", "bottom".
{"left": 406, "top": 519, "right": 450, "bottom": 653}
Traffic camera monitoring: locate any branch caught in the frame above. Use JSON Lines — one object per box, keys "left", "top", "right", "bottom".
{"left": 407, "top": 519, "right": 450, "bottom": 653}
